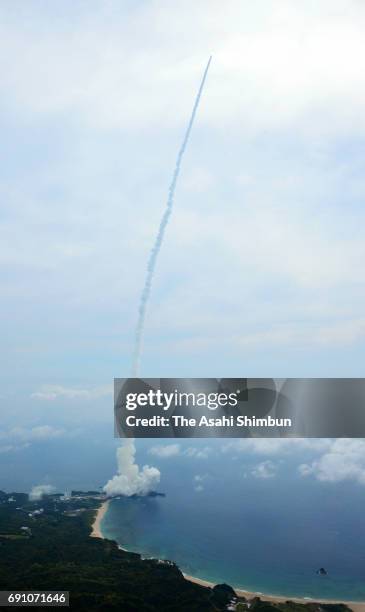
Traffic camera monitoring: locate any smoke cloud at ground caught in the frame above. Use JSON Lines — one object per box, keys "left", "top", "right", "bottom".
{"left": 104, "top": 439, "right": 160, "bottom": 497}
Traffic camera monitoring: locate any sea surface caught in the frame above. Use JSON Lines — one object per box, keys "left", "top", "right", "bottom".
{"left": 100, "top": 441, "right": 365, "bottom": 601}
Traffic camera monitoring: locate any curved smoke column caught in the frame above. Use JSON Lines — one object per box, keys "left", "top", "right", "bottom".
{"left": 132, "top": 57, "right": 212, "bottom": 375}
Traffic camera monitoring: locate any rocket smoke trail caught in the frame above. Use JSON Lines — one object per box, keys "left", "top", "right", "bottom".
{"left": 131, "top": 56, "right": 212, "bottom": 376}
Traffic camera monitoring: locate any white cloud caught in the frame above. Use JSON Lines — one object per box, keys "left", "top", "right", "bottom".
{"left": 2, "top": 1, "right": 365, "bottom": 388}
{"left": 29, "top": 484, "right": 55, "bottom": 501}
{"left": 148, "top": 444, "right": 212, "bottom": 460}
{"left": 8, "top": 426, "right": 65, "bottom": 441}
{"left": 234, "top": 320, "right": 365, "bottom": 350}
{"left": 222, "top": 438, "right": 365, "bottom": 486}
{"left": 223, "top": 438, "right": 331, "bottom": 456}
{"left": 104, "top": 440, "right": 160, "bottom": 497}
{"left": 31, "top": 384, "right": 112, "bottom": 401}
{"left": 184, "top": 446, "right": 211, "bottom": 459}
{"left": 149, "top": 444, "right": 181, "bottom": 458}
{"left": 251, "top": 460, "right": 277, "bottom": 479}
{"left": 2, "top": 2, "right": 365, "bottom": 136}
{"left": 299, "top": 439, "right": 365, "bottom": 485}
{"left": 0, "top": 425, "right": 65, "bottom": 453}
{"left": 193, "top": 473, "right": 208, "bottom": 492}
{"left": 194, "top": 474, "right": 208, "bottom": 482}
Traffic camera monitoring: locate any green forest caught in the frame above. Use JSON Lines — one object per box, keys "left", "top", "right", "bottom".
{"left": 0, "top": 491, "right": 352, "bottom": 612}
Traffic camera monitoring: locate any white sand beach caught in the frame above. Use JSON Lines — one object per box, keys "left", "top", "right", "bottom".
{"left": 183, "top": 573, "right": 365, "bottom": 611}
{"left": 90, "top": 500, "right": 109, "bottom": 538}
{"left": 90, "top": 504, "right": 365, "bottom": 611}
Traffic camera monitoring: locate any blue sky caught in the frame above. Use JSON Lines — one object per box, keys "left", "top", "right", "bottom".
{"left": 1, "top": 1, "right": 365, "bottom": 484}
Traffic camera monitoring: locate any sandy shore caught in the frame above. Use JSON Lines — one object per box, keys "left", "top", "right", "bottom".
{"left": 89, "top": 504, "right": 364, "bottom": 611}
{"left": 183, "top": 573, "right": 365, "bottom": 611}
{"left": 90, "top": 500, "right": 109, "bottom": 538}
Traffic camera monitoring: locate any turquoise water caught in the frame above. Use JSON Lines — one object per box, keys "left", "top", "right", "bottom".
{"left": 101, "top": 442, "right": 365, "bottom": 601}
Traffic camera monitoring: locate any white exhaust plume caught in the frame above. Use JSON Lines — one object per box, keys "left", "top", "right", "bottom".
{"left": 103, "top": 439, "right": 160, "bottom": 497}
{"left": 132, "top": 56, "right": 212, "bottom": 375}
{"left": 29, "top": 484, "right": 55, "bottom": 501}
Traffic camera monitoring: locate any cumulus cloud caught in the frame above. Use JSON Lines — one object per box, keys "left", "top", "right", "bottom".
{"left": 29, "top": 484, "right": 55, "bottom": 501}
{"left": 251, "top": 460, "right": 277, "bottom": 479}
{"left": 104, "top": 440, "right": 160, "bottom": 497}
{"left": 222, "top": 438, "right": 365, "bottom": 486}
{"left": 149, "top": 444, "right": 181, "bottom": 458}
{"left": 299, "top": 439, "right": 365, "bottom": 485}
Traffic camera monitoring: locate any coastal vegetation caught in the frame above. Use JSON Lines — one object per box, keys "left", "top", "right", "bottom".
{"left": 0, "top": 491, "right": 353, "bottom": 611}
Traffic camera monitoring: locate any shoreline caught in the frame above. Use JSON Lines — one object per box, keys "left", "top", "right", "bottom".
{"left": 90, "top": 499, "right": 109, "bottom": 538}
{"left": 183, "top": 574, "right": 365, "bottom": 611}
{"left": 90, "top": 500, "right": 365, "bottom": 611}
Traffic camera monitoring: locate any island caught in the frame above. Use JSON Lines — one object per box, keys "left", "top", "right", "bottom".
{"left": 0, "top": 490, "right": 356, "bottom": 611}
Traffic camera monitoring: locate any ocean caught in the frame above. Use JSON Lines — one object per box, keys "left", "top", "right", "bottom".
{"left": 100, "top": 440, "right": 365, "bottom": 602}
